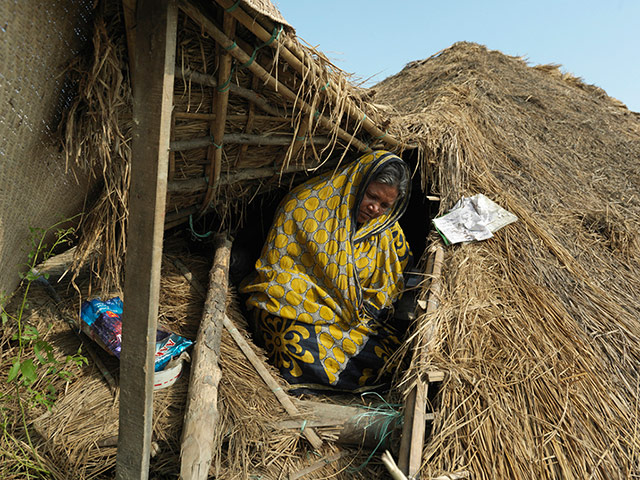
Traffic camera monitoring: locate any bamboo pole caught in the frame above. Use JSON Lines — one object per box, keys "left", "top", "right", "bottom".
{"left": 174, "top": 111, "right": 287, "bottom": 123}
{"left": 170, "top": 132, "right": 331, "bottom": 151}
{"left": 167, "top": 157, "right": 340, "bottom": 195}
{"left": 178, "top": 0, "right": 370, "bottom": 154}
{"left": 199, "top": 13, "right": 236, "bottom": 214}
{"left": 176, "top": 67, "right": 284, "bottom": 117}
{"left": 236, "top": 75, "right": 259, "bottom": 166}
{"left": 397, "top": 244, "right": 445, "bottom": 478}
{"left": 213, "top": 0, "right": 405, "bottom": 150}
{"left": 222, "top": 313, "right": 323, "bottom": 450}
{"left": 180, "top": 234, "right": 232, "bottom": 480}
{"left": 285, "top": 113, "right": 311, "bottom": 164}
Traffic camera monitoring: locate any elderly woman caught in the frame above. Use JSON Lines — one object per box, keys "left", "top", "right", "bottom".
{"left": 241, "top": 150, "right": 412, "bottom": 393}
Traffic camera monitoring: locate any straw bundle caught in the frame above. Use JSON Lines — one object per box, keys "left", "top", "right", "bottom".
{"left": 374, "top": 42, "right": 640, "bottom": 478}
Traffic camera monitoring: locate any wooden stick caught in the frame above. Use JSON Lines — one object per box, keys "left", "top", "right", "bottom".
{"left": 199, "top": 13, "right": 236, "bottom": 214}
{"left": 178, "top": 0, "right": 370, "bottom": 154}
{"left": 213, "top": 0, "right": 405, "bottom": 150}
{"left": 398, "top": 244, "right": 445, "bottom": 478}
{"left": 180, "top": 234, "right": 232, "bottom": 480}
{"left": 175, "top": 67, "right": 283, "bottom": 117}
{"left": 168, "top": 257, "right": 323, "bottom": 450}
{"left": 382, "top": 450, "right": 409, "bottom": 480}
{"left": 222, "top": 313, "right": 323, "bottom": 449}
{"left": 170, "top": 132, "right": 331, "bottom": 151}
{"left": 289, "top": 451, "right": 348, "bottom": 480}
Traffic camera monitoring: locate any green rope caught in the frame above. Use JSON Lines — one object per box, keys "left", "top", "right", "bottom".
{"left": 225, "top": 0, "right": 242, "bottom": 12}
{"left": 300, "top": 419, "right": 308, "bottom": 433}
{"left": 188, "top": 214, "right": 213, "bottom": 239}
{"left": 320, "top": 80, "right": 330, "bottom": 91}
{"left": 295, "top": 135, "right": 307, "bottom": 141}
{"left": 347, "top": 392, "right": 403, "bottom": 473}
{"left": 224, "top": 40, "right": 237, "bottom": 51}
{"left": 239, "top": 24, "right": 283, "bottom": 69}
{"left": 210, "top": 135, "right": 223, "bottom": 149}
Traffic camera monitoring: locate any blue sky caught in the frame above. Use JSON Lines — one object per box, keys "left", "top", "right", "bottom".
{"left": 273, "top": 0, "right": 640, "bottom": 112}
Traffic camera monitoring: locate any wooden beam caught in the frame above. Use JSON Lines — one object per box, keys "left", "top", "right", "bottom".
{"left": 397, "top": 244, "right": 445, "bottom": 478}
{"left": 180, "top": 234, "right": 232, "bottom": 479}
{"left": 115, "top": 1, "right": 177, "bottom": 479}
{"left": 169, "top": 133, "right": 331, "bottom": 151}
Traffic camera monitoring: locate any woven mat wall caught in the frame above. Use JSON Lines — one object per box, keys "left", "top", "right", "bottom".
{"left": 0, "top": 0, "right": 93, "bottom": 296}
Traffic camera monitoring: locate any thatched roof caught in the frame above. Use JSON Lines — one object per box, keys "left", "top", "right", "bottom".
{"left": 62, "top": 0, "right": 412, "bottom": 292}
{"left": 373, "top": 42, "right": 640, "bottom": 478}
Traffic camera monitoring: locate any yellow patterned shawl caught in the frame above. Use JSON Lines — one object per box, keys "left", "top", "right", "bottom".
{"left": 241, "top": 151, "right": 412, "bottom": 388}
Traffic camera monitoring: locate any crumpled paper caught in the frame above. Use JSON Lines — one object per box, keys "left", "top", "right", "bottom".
{"left": 432, "top": 194, "right": 517, "bottom": 244}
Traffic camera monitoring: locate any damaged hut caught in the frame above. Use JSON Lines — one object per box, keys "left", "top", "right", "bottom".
{"left": 1, "top": 0, "right": 640, "bottom": 479}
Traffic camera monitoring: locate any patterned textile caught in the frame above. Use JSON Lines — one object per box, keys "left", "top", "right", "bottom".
{"left": 241, "top": 151, "right": 412, "bottom": 392}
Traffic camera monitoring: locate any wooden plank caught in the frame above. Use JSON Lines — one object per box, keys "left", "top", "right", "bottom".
{"left": 115, "top": 1, "right": 177, "bottom": 479}
{"left": 180, "top": 234, "right": 232, "bottom": 480}
{"left": 121, "top": 0, "right": 137, "bottom": 88}
{"left": 398, "top": 244, "right": 445, "bottom": 478}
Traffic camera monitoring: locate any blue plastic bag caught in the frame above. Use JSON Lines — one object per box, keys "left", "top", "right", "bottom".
{"left": 80, "top": 297, "right": 193, "bottom": 371}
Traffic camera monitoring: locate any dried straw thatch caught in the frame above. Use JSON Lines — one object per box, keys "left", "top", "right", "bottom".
{"left": 373, "top": 42, "right": 640, "bottom": 478}
{"left": 4, "top": 240, "right": 387, "bottom": 479}
{"left": 61, "top": 0, "right": 411, "bottom": 293}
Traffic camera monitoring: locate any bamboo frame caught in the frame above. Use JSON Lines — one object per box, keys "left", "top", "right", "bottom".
{"left": 178, "top": 1, "right": 371, "bottom": 154}
{"left": 213, "top": 0, "right": 405, "bottom": 149}
{"left": 176, "top": 67, "right": 284, "bottom": 117}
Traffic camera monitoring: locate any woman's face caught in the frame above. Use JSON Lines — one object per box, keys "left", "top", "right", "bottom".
{"left": 356, "top": 181, "right": 399, "bottom": 224}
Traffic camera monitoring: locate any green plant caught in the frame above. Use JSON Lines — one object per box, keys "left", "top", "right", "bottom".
{"left": 0, "top": 217, "right": 87, "bottom": 477}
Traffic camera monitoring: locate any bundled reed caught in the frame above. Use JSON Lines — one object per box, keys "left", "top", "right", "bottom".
{"left": 374, "top": 42, "right": 640, "bottom": 479}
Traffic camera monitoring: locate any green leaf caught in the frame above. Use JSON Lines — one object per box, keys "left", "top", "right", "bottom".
{"left": 7, "top": 359, "right": 20, "bottom": 383}
{"left": 1, "top": 311, "right": 8, "bottom": 326}
{"left": 20, "top": 359, "right": 37, "bottom": 385}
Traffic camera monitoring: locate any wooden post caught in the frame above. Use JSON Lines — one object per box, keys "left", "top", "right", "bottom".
{"left": 180, "top": 234, "right": 232, "bottom": 479}
{"left": 398, "top": 244, "right": 445, "bottom": 478}
{"left": 115, "top": 1, "right": 177, "bottom": 479}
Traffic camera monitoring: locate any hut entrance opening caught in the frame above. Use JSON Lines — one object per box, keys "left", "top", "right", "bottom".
{"left": 180, "top": 148, "right": 437, "bottom": 390}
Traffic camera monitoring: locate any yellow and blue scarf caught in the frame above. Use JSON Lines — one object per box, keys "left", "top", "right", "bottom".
{"left": 242, "top": 151, "right": 412, "bottom": 391}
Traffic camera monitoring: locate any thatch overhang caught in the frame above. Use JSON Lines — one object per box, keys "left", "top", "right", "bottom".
{"left": 62, "top": 0, "right": 414, "bottom": 292}
{"left": 373, "top": 41, "right": 640, "bottom": 478}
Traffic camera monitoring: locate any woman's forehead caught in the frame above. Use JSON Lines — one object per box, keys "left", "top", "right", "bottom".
{"left": 366, "top": 181, "right": 399, "bottom": 201}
